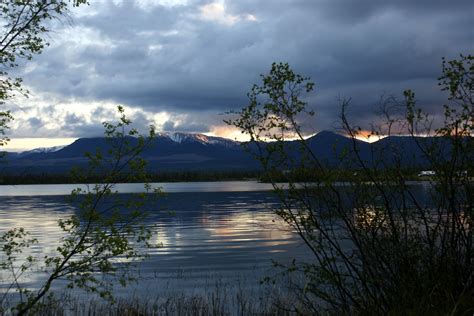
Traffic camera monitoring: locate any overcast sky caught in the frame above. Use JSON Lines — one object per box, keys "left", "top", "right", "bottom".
{"left": 4, "top": 0, "right": 474, "bottom": 149}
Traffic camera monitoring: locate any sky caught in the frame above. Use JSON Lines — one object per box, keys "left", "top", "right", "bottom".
{"left": 3, "top": 0, "right": 473, "bottom": 150}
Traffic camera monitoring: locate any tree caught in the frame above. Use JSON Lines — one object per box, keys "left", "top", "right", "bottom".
{"left": 0, "top": 3, "right": 163, "bottom": 314}
{"left": 0, "top": 111, "right": 12, "bottom": 151}
{"left": 1, "top": 106, "right": 159, "bottom": 315}
{"left": 0, "top": 0, "right": 87, "bottom": 102}
{"left": 227, "top": 58, "right": 473, "bottom": 314}
{"left": 0, "top": 0, "right": 88, "bottom": 146}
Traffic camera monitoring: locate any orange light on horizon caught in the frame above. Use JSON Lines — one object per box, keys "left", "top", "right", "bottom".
{"left": 2, "top": 138, "right": 77, "bottom": 152}
{"left": 351, "top": 130, "right": 387, "bottom": 143}
{"left": 205, "top": 125, "right": 251, "bottom": 142}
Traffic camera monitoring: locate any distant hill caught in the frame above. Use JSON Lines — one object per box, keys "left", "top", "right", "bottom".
{"left": 1, "top": 133, "right": 256, "bottom": 175}
{"left": 0, "top": 131, "right": 464, "bottom": 176}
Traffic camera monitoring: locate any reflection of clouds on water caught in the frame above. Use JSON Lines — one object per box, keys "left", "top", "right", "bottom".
{"left": 149, "top": 224, "right": 184, "bottom": 255}
{"left": 0, "top": 191, "right": 306, "bottom": 297}
{"left": 354, "top": 205, "right": 389, "bottom": 229}
{"left": 0, "top": 197, "right": 75, "bottom": 256}
{"left": 0, "top": 197, "right": 76, "bottom": 290}
{"left": 202, "top": 206, "right": 294, "bottom": 250}
{"left": 148, "top": 198, "right": 298, "bottom": 259}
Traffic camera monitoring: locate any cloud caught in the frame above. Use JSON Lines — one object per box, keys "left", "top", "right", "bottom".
{"left": 7, "top": 0, "right": 473, "bottom": 139}
{"left": 199, "top": 1, "right": 257, "bottom": 25}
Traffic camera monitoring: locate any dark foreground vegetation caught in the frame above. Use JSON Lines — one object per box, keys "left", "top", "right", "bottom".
{"left": 226, "top": 57, "right": 473, "bottom": 314}
{"left": 3, "top": 284, "right": 305, "bottom": 316}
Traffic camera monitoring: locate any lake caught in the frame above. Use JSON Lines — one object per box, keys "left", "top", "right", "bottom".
{"left": 0, "top": 181, "right": 276, "bottom": 196}
{"left": 0, "top": 181, "right": 308, "bottom": 304}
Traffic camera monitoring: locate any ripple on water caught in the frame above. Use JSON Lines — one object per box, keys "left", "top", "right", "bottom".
{"left": 0, "top": 191, "right": 309, "bottom": 297}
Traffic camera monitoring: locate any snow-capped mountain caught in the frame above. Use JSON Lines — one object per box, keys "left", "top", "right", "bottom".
{"left": 157, "top": 132, "right": 239, "bottom": 147}
{"left": 17, "top": 145, "right": 66, "bottom": 156}
{"left": 14, "top": 145, "right": 67, "bottom": 157}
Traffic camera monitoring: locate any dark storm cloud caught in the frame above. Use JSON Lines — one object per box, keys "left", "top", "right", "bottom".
{"left": 21, "top": 0, "right": 474, "bottom": 136}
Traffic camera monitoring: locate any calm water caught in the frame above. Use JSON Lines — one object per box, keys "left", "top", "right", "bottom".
{"left": 0, "top": 181, "right": 276, "bottom": 196}
{"left": 0, "top": 182, "right": 308, "bottom": 299}
{"left": 0, "top": 180, "right": 437, "bottom": 302}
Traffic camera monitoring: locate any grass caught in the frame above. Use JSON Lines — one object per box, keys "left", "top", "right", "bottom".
{"left": 4, "top": 285, "right": 303, "bottom": 315}
{"left": 1, "top": 267, "right": 309, "bottom": 315}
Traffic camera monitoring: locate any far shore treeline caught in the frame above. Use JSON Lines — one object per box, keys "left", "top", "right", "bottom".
{"left": 0, "top": 170, "right": 260, "bottom": 185}
{"left": 0, "top": 168, "right": 443, "bottom": 185}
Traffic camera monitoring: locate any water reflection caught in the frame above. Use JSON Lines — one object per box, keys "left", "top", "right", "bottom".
{"left": 0, "top": 197, "right": 76, "bottom": 289}
{"left": 0, "top": 191, "right": 307, "bottom": 296}
{"left": 0, "top": 181, "right": 276, "bottom": 196}
{"left": 354, "top": 205, "right": 389, "bottom": 229}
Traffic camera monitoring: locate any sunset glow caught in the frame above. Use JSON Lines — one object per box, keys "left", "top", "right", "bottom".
{"left": 3, "top": 138, "right": 77, "bottom": 152}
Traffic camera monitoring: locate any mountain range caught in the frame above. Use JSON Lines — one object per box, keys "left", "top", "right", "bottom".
{"left": 0, "top": 131, "right": 460, "bottom": 175}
